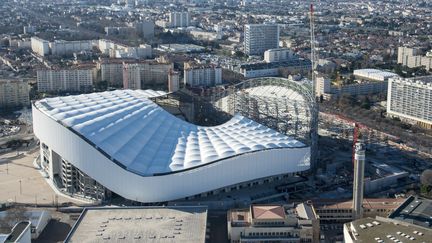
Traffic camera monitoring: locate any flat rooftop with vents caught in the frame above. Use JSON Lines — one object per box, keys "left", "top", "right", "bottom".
{"left": 64, "top": 206, "right": 207, "bottom": 243}
{"left": 388, "top": 196, "right": 432, "bottom": 229}
{"left": 344, "top": 217, "right": 432, "bottom": 243}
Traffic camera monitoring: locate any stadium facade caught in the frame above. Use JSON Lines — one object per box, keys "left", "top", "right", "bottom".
{"left": 33, "top": 89, "right": 311, "bottom": 203}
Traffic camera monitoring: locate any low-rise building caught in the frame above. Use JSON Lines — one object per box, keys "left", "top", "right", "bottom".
{"left": 264, "top": 48, "right": 294, "bottom": 63}
{"left": 344, "top": 217, "right": 431, "bottom": 243}
{"left": 0, "top": 221, "right": 31, "bottom": 243}
{"left": 387, "top": 196, "right": 432, "bottom": 229}
{"left": 0, "top": 79, "right": 30, "bottom": 108}
{"left": 313, "top": 198, "right": 406, "bottom": 224}
{"left": 387, "top": 76, "right": 432, "bottom": 129}
{"left": 353, "top": 69, "right": 398, "bottom": 82}
{"left": 0, "top": 210, "right": 51, "bottom": 240}
{"left": 316, "top": 70, "right": 398, "bottom": 99}
{"left": 97, "top": 39, "right": 152, "bottom": 59}
{"left": 239, "top": 59, "right": 311, "bottom": 78}
{"left": 228, "top": 204, "right": 319, "bottom": 243}
{"left": 64, "top": 206, "right": 207, "bottom": 243}
{"left": 344, "top": 196, "right": 432, "bottom": 242}
{"left": 158, "top": 44, "right": 205, "bottom": 53}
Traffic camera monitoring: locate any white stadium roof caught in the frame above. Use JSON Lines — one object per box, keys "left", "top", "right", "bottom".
{"left": 34, "top": 90, "right": 305, "bottom": 176}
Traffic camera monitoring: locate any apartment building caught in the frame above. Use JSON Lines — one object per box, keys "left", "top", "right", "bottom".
{"left": 312, "top": 198, "right": 406, "bottom": 224}
{"left": 168, "top": 70, "right": 180, "bottom": 92}
{"left": 123, "top": 61, "right": 173, "bottom": 89}
{"left": 50, "top": 40, "right": 93, "bottom": 56}
{"left": 228, "top": 204, "right": 319, "bottom": 243}
{"left": 31, "top": 37, "right": 50, "bottom": 56}
{"left": 98, "top": 59, "right": 126, "bottom": 87}
{"left": 98, "top": 39, "right": 152, "bottom": 59}
{"left": 37, "top": 67, "right": 94, "bottom": 92}
{"left": 264, "top": 48, "right": 294, "bottom": 63}
{"left": 135, "top": 21, "right": 155, "bottom": 39}
{"left": 0, "top": 79, "right": 30, "bottom": 108}
{"left": 387, "top": 76, "right": 432, "bottom": 129}
{"left": 316, "top": 69, "right": 398, "bottom": 99}
{"left": 240, "top": 59, "right": 311, "bottom": 78}
{"left": 244, "top": 24, "right": 279, "bottom": 56}
{"left": 169, "top": 12, "right": 190, "bottom": 28}
{"left": 184, "top": 63, "right": 222, "bottom": 87}
{"left": 397, "top": 46, "right": 432, "bottom": 71}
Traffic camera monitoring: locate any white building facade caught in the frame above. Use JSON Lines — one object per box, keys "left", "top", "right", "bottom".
{"left": 37, "top": 68, "right": 94, "bottom": 92}
{"left": 169, "top": 12, "right": 190, "bottom": 28}
{"left": 123, "top": 61, "right": 173, "bottom": 89}
{"left": 184, "top": 65, "right": 222, "bottom": 87}
{"left": 31, "top": 37, "right": 50, "bottom": 56}
{"left": 264, "top": 48, "right": 294, "bottom": 63}
{"left": 0, "top": 79, "right": 30, "bottom": 108}
{"left": 244, "top": 24, "right": 279, "bottom": 56}
{"left": 387, "top": 76, "right": 432, "bottom": 129}
{"left": 32, "top": 90, "right": 310, "bottom": 203}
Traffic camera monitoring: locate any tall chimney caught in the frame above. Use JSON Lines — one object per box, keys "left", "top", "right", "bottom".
{"left": 352, "top": 141, "right": 365, "bottom": 219}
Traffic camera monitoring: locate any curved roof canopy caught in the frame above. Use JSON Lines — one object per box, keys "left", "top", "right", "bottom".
{"left": 35, "top": 90, "right": 305, "bottom": 176}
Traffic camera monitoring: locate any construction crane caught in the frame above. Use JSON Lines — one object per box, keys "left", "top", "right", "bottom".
{"left": 309, "top": 2, "right": 318, "bottom": 96}
{"left": 333, "top": 114, "right": 369, "bottom": 166}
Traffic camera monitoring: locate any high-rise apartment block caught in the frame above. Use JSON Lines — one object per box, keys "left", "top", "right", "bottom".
{"left": 387, "top": 76, "right": 432, "bottom": 129}
{"left": 123, "top": 61, "right": 174, "bottom": 89}
{"left": 98, "top": 60, "right": 125, "bottom": 87}
{"left": 37, "top": 67, "right": 94, "bottom": 92}
{"left": 0, "top": 79, "right": 30, "bottom": 108}
{"left": 135, "top": 21, "right": 155, "bottom": 39}
{"left": 168, "top": 70, "right": 180, "bottom": 92}
{"left": 398, "top": 46, "right": 432, "bottom": 71}
{"left": 184, "top": 63, "right": 222, "bottom": 87}
{"left": 31, "top": 37, "right": 50, "bottom": 56}
{"left": 169, "top": 12, "right": 190, "bottom": 28}
{"left": 244, "top": 24, "right": 279, "bottom": 56}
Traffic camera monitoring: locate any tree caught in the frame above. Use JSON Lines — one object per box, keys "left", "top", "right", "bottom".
{"left": 420, "top": 169, "right": 432, "bottom": 187}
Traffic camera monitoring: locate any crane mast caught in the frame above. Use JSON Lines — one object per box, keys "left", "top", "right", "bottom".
{"left": 310, "top": 3, "right": 318, "bottom": 97}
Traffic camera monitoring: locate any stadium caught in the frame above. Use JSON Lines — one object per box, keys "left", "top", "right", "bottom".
{"left": 32, "top": 78, "right": 317, "bottom": 203}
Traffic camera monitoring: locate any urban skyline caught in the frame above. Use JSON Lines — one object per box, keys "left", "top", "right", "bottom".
{"left": 0, "top": 0, "right": 431, "bottom": 242}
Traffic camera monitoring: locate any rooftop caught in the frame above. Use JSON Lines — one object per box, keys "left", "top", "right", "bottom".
{"left": 390, "top": 76, "right": 432, "bottom": 87}
{"left": 34, "top": 90, "right": 305, "bottom": 176}
{"left": 353, "top": 69, "right": 398, "bottom": 81}
{"left": 240, "top": 59, "right": 311, "bottom": 70}
{"left": 389, "top": 196, "right": 432, "bottom": 229}
{"left": 345, "top": 217, "right": 432, "bottom": 243}
{"left": 251, "top": 205, "right": 285, "bottom": 220}
{"left": 65, "top": 206, "right": 207, "bottom": 243}
{"left": 2, "top": 221, "right": 31, "bottom": 243}
{"left": 313, "top": 198, "right": 406, "bottom": 211}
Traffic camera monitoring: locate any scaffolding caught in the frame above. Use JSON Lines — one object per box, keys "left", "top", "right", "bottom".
{"left": 210, "top": 77, "right": 319, "bottom": 169}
